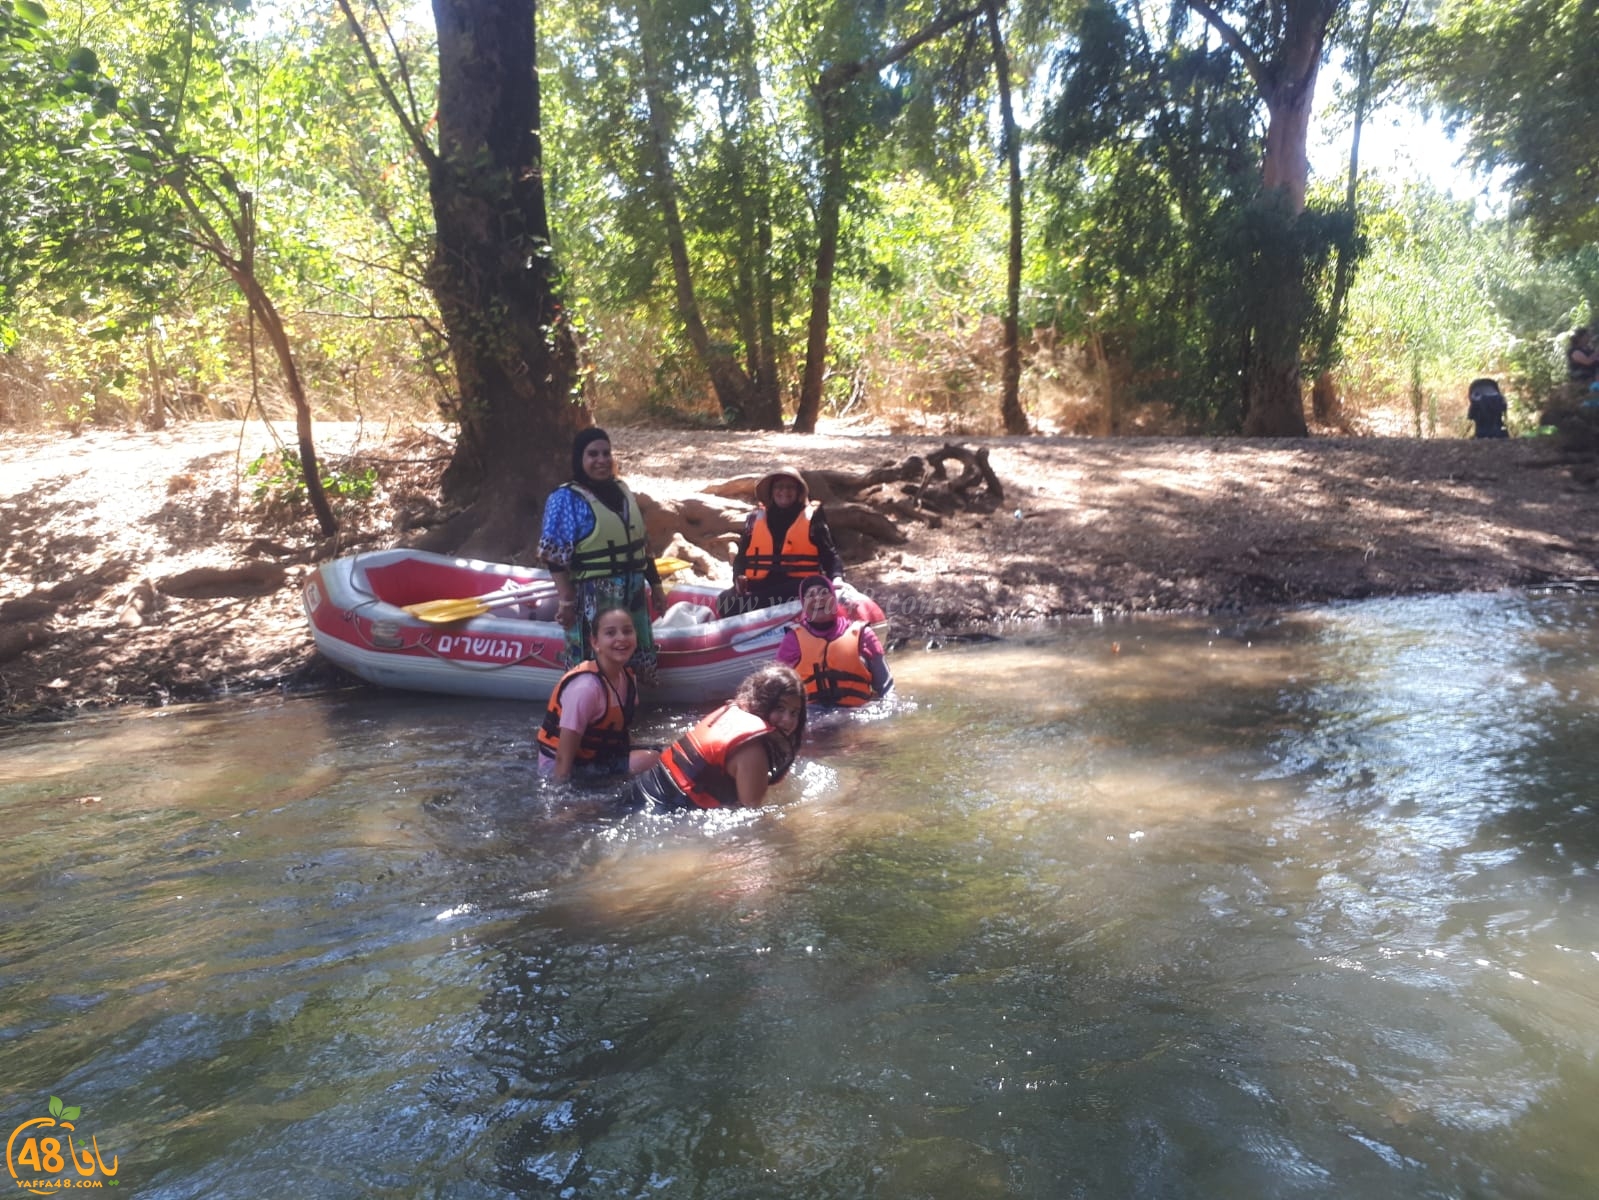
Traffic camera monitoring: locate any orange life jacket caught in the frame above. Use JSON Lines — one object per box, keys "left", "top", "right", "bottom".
{"left": 743, "top": 501, "right": 822, "bottom": 581}
{"left": 566, "top": 481, "right": 651, "bottom": 581}
{"left": 537, "top": 661, "right": 637, "bottom": 763}
{"left": 791, "top": 621, "right": 874, "bottom": 707}
{"left": 657, "top": 702, "right": 775, "bottom": 808}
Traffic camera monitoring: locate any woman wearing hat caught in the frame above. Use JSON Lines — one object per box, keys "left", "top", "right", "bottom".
{"left": 719, "top": 465, "right": 845, "bottom": 616}
{"left": 538, "top": 428, "right": 668, "bottom": 675}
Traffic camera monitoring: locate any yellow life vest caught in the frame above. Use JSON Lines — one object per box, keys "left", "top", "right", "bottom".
{"left": 567, "top": 481, "right": 650, "bottom": 581}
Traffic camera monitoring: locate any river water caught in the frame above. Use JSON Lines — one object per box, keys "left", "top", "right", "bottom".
{"left": 3, "top": 590, "right": 1598, "bottom": 1198}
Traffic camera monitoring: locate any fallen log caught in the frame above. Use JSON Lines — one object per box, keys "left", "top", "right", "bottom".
{"left": 0, "top": 621, "right": 53, "bottom": 664}
{"left": 826, "top": 500, "right": 909, "bottom": 544}
{"left": 923, "top": 443, "right": 1004, "bottom": 501}
{"left": 158, "top": 561, "right": 288, "bottom": 599}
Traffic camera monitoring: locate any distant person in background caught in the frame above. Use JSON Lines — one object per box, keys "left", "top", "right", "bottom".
{"left": 1568, "top": 328, "right": 1599, "bottom": 386}
{"left": 719, "top": 466, "right": 845, "bottom": 617}
{"left": 1466, "top": 378, "right": 1509, "bottom": 439}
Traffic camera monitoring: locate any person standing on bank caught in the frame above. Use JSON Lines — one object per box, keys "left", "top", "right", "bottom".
{"left": 720, "top": 465, "right": 846, "bottom": 616}
{"left": 1465, "top": 378, "right": 1509, "bottom": 439}
{"left": 539, "top": 428, "right": 668, "bottom": 676}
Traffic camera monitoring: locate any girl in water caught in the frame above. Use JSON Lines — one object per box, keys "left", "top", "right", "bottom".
{"left": 627, "top": 663, "right": 807, "bottom": 810}
{"left": 536, "top": 605, "right": 660, "bottom": 783}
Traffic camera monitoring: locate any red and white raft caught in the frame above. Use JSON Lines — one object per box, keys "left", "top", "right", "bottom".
{"left": 302, "top": 548, "right": 887, "bottom": 705}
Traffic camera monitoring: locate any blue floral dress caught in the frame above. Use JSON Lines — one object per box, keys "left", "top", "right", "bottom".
{"left": 538, "top": 483, "right": 658, "bottom": 679}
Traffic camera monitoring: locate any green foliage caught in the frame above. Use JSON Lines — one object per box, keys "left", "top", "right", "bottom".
{"left": 1328, "top": 178, "right": 1599, "bottom": 431}
{"left": 8, "top": 0, "right": 1599, "bottom": 444}
{"left": 1034, "top": 0, "right": 1337, "bottom": 431}
{"left": 1424, "top": 0, "right": 1599, "bottom": 252}
{"left": 1, "top": 0, "right": 443, "bottom": 429}
{"left": 246, "top": 447, "right": 375, "bottom": 509}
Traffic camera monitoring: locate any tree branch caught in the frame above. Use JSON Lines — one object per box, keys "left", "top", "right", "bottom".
{"left": 1185, "top": 0, "right": 1267, "bottom": 90}
{"left": 817, "top": 4, "right": 988, "bottom": 96}
{"left": 335, "top": 0, "right": 439, "bottom": 171}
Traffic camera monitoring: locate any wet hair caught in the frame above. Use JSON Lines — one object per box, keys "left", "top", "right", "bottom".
{"left": 734, "top": 662, "right": 807, "bottom": 781}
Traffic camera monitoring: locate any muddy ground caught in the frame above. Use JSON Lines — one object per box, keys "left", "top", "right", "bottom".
{"left": 4, "top": 419, "right": 1599, "bottom": 725}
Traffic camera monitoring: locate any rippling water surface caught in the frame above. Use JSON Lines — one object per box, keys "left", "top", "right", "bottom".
{"left": 3, "top": 590, "right": 1598, "bottom": 1198}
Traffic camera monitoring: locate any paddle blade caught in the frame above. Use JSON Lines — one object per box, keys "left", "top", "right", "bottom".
{"left": 404, "top": 596, "right": 495, "bottom": 623}
{"left": 402, "top": 581, "right": 554, "bottom": 624}
{"left": 655, "top": 556, "right": 694, "bottom": 577}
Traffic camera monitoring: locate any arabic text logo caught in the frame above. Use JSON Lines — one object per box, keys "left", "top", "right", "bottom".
{"left": 6, "top": 1096, "right": 119, "bottom": 1193}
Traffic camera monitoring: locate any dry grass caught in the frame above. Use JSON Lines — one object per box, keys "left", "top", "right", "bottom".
{"left": 0, "top": 313, "right": 1475, "bottom": 444}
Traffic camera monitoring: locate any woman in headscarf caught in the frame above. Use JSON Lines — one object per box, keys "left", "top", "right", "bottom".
{"left": 538, "top": 428, "right": 667, "bottom": 676}
{"left": 718, "top": 464, "right": 846, "bottom": 616}
{"left": 774, "top": 575, "right": 892, "bottom": 707}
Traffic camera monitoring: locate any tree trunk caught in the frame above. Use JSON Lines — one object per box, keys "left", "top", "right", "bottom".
{"left": 232, "top": 271, "right": 340, "bottom": 537}
{"left": 164, "top": 174, "right": 340, "bottom": 537}
{"left": 1245, "top": 43, "right": 1324, "bottom": 435}
{"left": 734, "top": 0, "right": 784, "bottom": 429}
{"left": 1325, "top": 0, "right": 1402, "bottom": 364}
{"left": 985, "top": 0, "right": 1028, "bottom": 436}
{"left": 793, "top": 5, "right": 987, "bottom": 434}
{"left": 144, "top": 328, "right": 166, "bottom": 431}
{"left": 793, "top": 98, "right": 844, "bottom": 435}
{"left": 1188, "top": 0, "right": 1338, "bottom": 438}
{"left": 635, "top": 7, "right": 766, "bottom": 427}
{"left": 1242, "top": 333, "right": 1309, "bottom": 436}
{"left": 426, "top": 0, "right": 581, "bottom": 561}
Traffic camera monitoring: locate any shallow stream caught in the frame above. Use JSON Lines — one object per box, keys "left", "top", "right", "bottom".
{"left": 3, "top": 590, "right": 1598, "bottom": 1197}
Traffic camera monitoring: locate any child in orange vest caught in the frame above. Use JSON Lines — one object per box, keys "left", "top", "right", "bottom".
{"left": 537, "top": 606, "right": 661, "bottom": 782}
{"left": 627, "top": 663, "right": 807, "bottom": 810}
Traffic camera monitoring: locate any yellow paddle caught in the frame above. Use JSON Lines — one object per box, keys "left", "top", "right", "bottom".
{"left": 403, "top": 557, "right": 697, "bottom": 624}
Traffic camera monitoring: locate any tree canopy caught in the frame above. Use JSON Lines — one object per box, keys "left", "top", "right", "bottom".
{"left": 0, "top": 0, "right": 1594, "bottom": 497}
{"left": 1425, "top": 0, "right": 1599, "bottom": 253}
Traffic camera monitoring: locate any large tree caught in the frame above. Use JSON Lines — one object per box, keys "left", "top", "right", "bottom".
{"left": 792, "top": 2, "right": 986, "bottom": 433}
{"left": 346, "top": 0, "right": 582, "bottom": 561}
{"left": 1187, "top": 0, "right": 1342, "bottom": 435}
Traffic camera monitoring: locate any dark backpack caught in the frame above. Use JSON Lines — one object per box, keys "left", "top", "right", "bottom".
{"left": 1466, "top": 378, "right": 1507, "bottom": 438}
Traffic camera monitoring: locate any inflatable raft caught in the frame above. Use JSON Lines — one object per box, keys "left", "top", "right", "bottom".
{"left": 302, "top": 548, "right": 886, "bottom": 705}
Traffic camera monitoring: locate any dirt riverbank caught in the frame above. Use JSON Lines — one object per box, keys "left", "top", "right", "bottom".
{"left": 4, "top": 420, "right": 1598, "bottom": 724}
